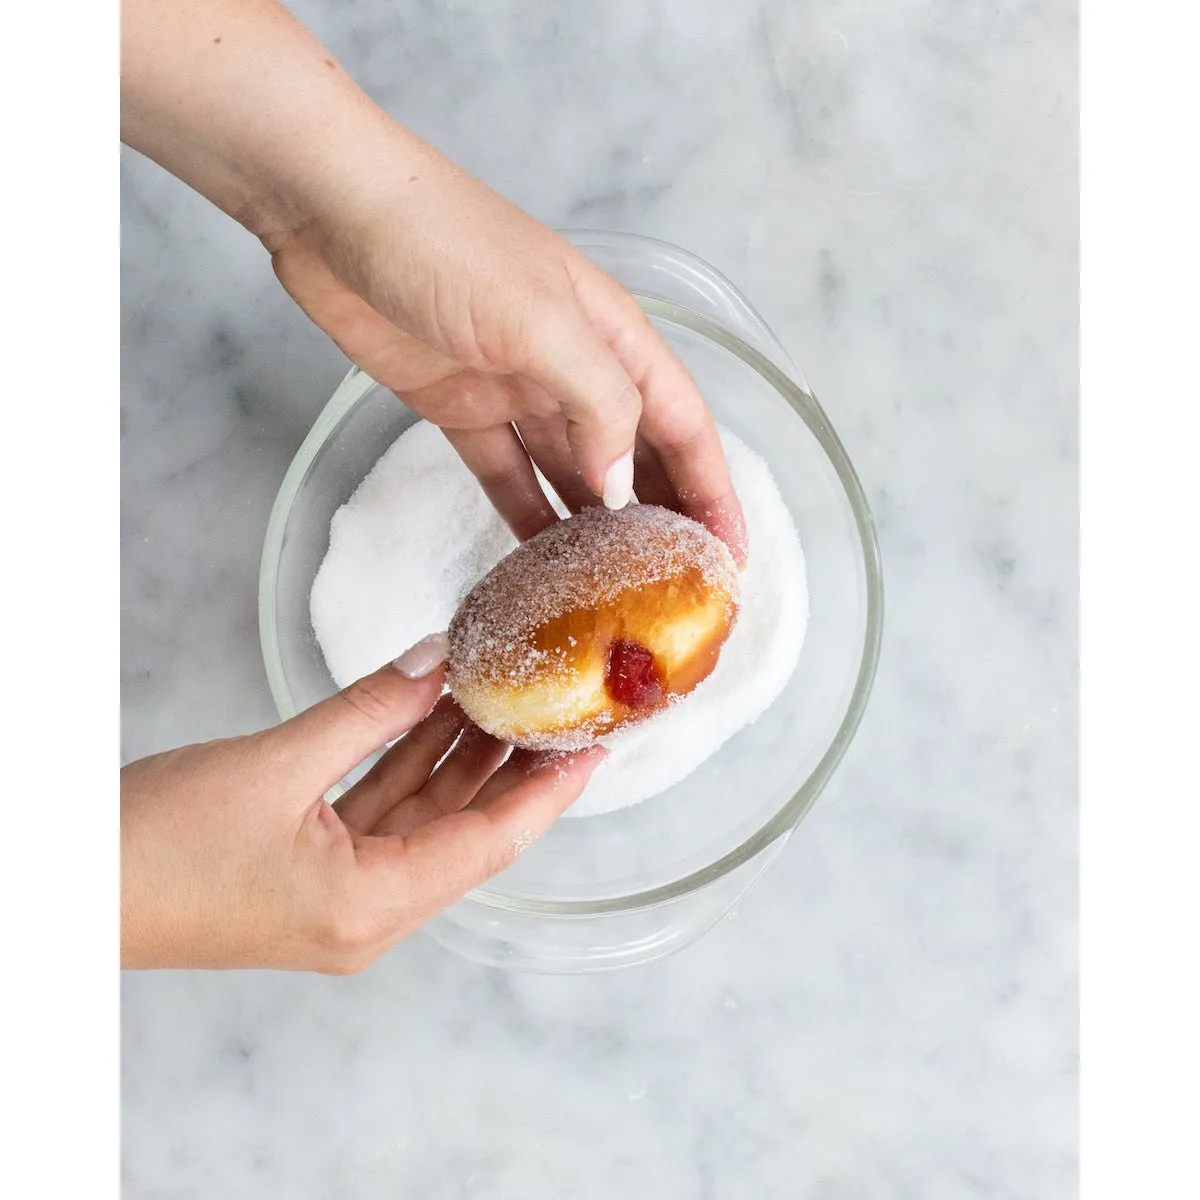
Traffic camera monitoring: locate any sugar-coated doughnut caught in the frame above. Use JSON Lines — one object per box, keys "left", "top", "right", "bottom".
{"left": 447, "top": 505, "right": 740, "bottom": 750}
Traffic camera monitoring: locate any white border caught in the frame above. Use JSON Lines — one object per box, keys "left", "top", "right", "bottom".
{"left": 3, "top": 2, "right": 118, "bottom": 1196}
{"left": 1083, "top": 1, "right": 1200, "bottom": 1195}
{"left": 5, "top": 0, "right": 1196, "bottom": 1194}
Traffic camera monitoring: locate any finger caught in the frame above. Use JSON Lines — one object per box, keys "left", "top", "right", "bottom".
{"left": 371, "top": 724, "right": 511, "bottom": 838}
{"left": 274, "top": 634, "right": 449, "bottom": 793}
{"left": 640, "top": 407, "right": 749, "bottom": 565}
{"left": 631, "top": 433, "right": 677, "bottom": 510}
{"left": 333, "top": 695, "right": 466, "bottom": 832}
{"left": 515, "top": 414, "right": 599, "bottom": 514}
{"left": 520, "top": 419, "right": 677, "bottom": 516}
{"left": 513, "top": 304, "right": 642, "bottom": 508}
{"left": 360, "top": 746, "right": 607, "bottom": 915}
{"left": 568, "top": 263, "right": 749, "bottom": 563}
{"left": 419, "top": 725, "right": 512, "bottom": 814}
{"left": 441, "top": 424, "right": 559, "bottom": 541}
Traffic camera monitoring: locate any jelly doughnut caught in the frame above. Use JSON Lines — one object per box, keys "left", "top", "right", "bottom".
{"left": 447, "top": 505, "right": 740, "bottom": 750}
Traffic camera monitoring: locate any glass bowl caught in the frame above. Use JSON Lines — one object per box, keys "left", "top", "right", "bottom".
{"left": 259, "top": 231, "right": 883, "bottom": 973}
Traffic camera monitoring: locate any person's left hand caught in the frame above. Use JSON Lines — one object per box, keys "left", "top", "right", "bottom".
{"left": 120, "top": 636, "right": 605, "bottom": 973}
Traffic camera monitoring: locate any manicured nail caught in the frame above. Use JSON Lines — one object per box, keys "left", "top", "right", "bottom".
{"left": 392, "top": 632, "right": 448, "bottom": 679}
{"left": 602, "top": 449, "right": 634, "bottom": 510}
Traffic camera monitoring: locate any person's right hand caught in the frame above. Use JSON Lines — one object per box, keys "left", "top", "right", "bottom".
{"left": 265, "top": 168, "right": 749, "bottom": 556}
{"left": 120, "top": 0, "right": 748, "bottom": 560}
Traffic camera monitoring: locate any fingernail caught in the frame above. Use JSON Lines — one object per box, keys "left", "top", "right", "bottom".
{"left": 392, "top": 632, "right": 448, "bottom": 679}
{"left": 602, "top": 449, "right": 634, "bottom": 510}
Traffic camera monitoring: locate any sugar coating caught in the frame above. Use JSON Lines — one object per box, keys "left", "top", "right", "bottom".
{"left": 447, "top": 505, "right": 738, "bottom": 741}
{"left": 310, "top": 419, "right": 808, "bottom": 818}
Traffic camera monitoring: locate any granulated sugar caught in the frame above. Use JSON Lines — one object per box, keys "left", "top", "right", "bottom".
{"left": 310, "top": 419, "right": 808, "bottom": 818}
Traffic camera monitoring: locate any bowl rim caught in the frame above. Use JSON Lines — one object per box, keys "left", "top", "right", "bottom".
{"left": 556, "top": 228, "right": 809, "bottom": 387}
{"left": 259, "top": 296, "right": 884, "bottom": 917}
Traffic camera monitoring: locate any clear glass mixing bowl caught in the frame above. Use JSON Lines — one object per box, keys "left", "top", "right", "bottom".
{"left": 259, "top": 231, "right": 883, "bottom": 973}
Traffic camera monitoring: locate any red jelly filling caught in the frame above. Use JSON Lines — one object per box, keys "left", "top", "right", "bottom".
{"left": 605, "top": 639, "right": 664, "bottom": 709}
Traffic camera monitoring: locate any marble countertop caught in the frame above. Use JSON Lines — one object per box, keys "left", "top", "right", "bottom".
{"left": 121, "top": 1, "right": 1078, "bottom": 1195}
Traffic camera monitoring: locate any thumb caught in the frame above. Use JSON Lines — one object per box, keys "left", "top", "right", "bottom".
{"left": 273, "top": 633, "right": 449, "bottom": 792}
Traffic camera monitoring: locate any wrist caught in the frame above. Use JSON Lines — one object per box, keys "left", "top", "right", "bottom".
{"left": 121, "top": 0, "right": 417, "bottom": 248}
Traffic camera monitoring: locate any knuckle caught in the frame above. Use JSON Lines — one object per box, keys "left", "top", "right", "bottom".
{"left": 337, "top": 676, "right": 396, "bottom": 728}
{"left": 472, "top": 280, "right": 558, "bottom": 369}
{"left": 319, "top": 954, "right": 371, "bottom": 977}
{"left": 502, "top": 303, "right": 556, "bottom": 371}
{"left": 484, "top": 845, "right": 515, "bottom": 880}
{"left": 481, "top": 831, "right": 523, "bottom": 880}
{"left": 569, "top": 378, "right": 640, "bottom": 442}
{"left": 313, "top": 893, "right": 382, "bottom": 966}
{"left": 607, "top": 378, "right": 643, "bottom": 423}
{"left": 478, "top": 456, "right": 531, "bottom": 492}
{"left": 651, "top": 413, "right": 713, "bottom": 466}
{"left": 316, "top": 916, "right": 362, "bottom": 962}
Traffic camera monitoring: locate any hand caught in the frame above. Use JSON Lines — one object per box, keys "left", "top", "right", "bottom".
{"left": 120, "top": 636, "right": 604, "bottom": 972}
{"left": 266, "top": 171, "right": 749, "bottom": 554}
{"left": 120, "top": 0, "right": 748, "bottom": 559}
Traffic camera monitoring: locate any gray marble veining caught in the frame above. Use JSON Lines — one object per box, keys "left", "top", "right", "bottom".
{"left": 121, "top": 1, "right": 1078, "bottom": 1195}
